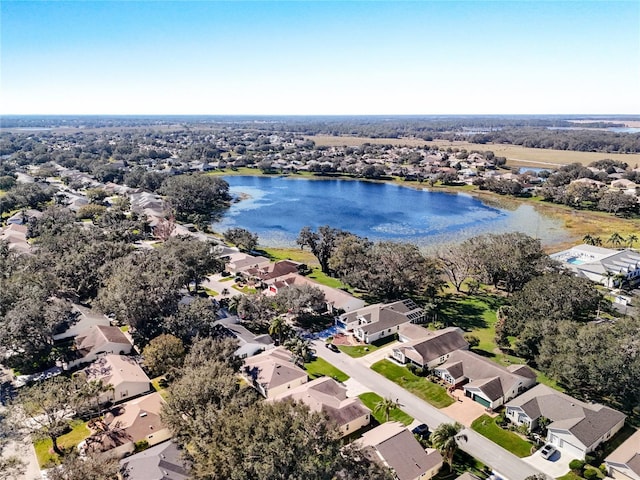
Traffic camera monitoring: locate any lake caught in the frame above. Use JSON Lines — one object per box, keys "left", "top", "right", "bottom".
{"left": 212, "top": 176, "right": 569, "bottom": 249}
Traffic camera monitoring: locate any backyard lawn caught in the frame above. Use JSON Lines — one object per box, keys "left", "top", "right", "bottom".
{"left": 358, "top": 392, "right": 413, "bottom": 426}
{"left": 470, "top": 414, "right": 533, "bottom": 458}
{"left": 370, "top": 359, "right": 454, "bottom": 408}
{"left": 33, "top": 419, "right": 91, "bottom": 467}
{"left": 305, "top": 357, "right": 349, "bottom": 382}
{"left": 439, "top": 291, "right": 564, "bottom": 391}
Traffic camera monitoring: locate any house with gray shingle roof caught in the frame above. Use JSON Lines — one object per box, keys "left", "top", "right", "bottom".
{"left": 337, "top": 299, "right": 425, "bottom": 344}
{"left": 120, "top": 440, "right": 189, "bottom": 480}
{"left": 434, "top": 350, "right": 536, "bottom": 409}
{"left": 506, "top": 384, "right": 626, "bottom": 459}
{"left": 605, "top": 428, "right": 640, "bottom": 480}
{"left": 392, "top": 327, "right": 469, "bottom": 368}
{"left": 242, "top": 347, "right": 308, "bottom": 399}
{"left": 358, "top": 422, "right": 443, "bottom": 480}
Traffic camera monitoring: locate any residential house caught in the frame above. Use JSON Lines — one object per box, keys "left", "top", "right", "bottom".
{"left": 242, "top": 347, "right": 308, "bottom": 399}
{"left": 119, "top": 440, "right": 189, "bottom": 480}
{"left": 551, "top": 244, "right": 640, "bottom": 287}
{"left": 82, "top": 354, "right": 151, "bottom": 403}
{"left": 0, "top": 224, "right": 32, "bottom": 255}
{"left": 225, "top": 252, "right": 271, "bottom": 274}
{"left": 84, "top": 392, "right": 171, "bottom": 459}
{"left": 434, "top": 350, "right": 537, "bottom": 409}
{"left": 272, "top": 377, "right": 370, "bottom": 437}
{"left": 392, "top": 327, "right": 469, "bottom": 369}
{"left": 215, "top": 317, "right": 275, "bottom": 358}
{"left": 53, "top": 304, "right": 111, "bottom": 341}
{"left": 5, "top": 208, "right": 43, "bottom": 225}
{"left": 605, "top": 428, "right": 640, "bottom": 480}
{"left": 337, "top": 299, "right": 426, "bottom": 344}
{"left": 68, "top": 325, "right": 133, "bottom": 369}
{"left": 244, "top": 259, "right": 300, "bottom": 283}
{"left": 505, "top": 384, "right": 626, "bottom": 459}
{"left": 358, "top": 422, "right": 443, "bottom": 480}
{"left": 267, "top": 272, "right": 366, "bottom": 313}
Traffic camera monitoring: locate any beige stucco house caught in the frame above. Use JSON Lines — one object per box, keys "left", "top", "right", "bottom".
{"left": 272, "top": 376, "right": 370, "bottom": 437}
{"left": 82, "top": 354, "right": 151, "bottom": 404}
{"left": 242, "top": 347, "right": 308, "bottom": 399}
{"left": 605, "top": 428, "right": 640, "bottom": 480}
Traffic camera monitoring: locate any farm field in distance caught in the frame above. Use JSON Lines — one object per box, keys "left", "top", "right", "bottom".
{"left": 308, "top": 135, "right": 640, "bottom": 168}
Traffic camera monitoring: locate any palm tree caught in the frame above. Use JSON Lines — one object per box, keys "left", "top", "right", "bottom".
{"left": 593, "top": 236, "right": 603, "bottom": 246}
{"left": 609, "top": 232, "right": 625, "bottom": 249}
{"left": 430, "top": 422, "right": 463, "bottom": 472}
{"left": 627, "top": 234, "right": 638, "bottom": 249}
{"left": 268, "top": 316, "right": 288, "bottom": 345}
{"left": 373, "top": 397, "right": 400, "bottom": 423}
{"left": 285, "top": 337, "right": 315, "bottom": 367}
{"left": 227, "top": 295, "right": 241, "bottom": 314}
{"left": 582, "top": 234, "right": 595, "bottom": 245}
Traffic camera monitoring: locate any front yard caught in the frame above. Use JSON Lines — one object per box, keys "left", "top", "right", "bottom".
{"left": 470, "top": 414, "right": 533, "bottom": 458}
{"left": 337, "top": 335, "right": 397, "bottom": 358}
{"left": 33, "top": 419, "right": 91, "bottom": 467}
{"left": 305, "top": 357, "right": 349, "bottom": 383}
{"left": 370, "top": 359, "right": 454, "bottom": 408}
{"left": 358, "top": 392, "right": 413, "bottom": 426}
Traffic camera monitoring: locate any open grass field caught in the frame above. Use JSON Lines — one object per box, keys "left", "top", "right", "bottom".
{"left": 358, "top": 392, "right": 413, "bottom": 426}
{"left": 33, "top": 419, "right": 91, "bottom": 467}
{"left": 371, "top": 359, "right": 454, "bottom": 408}
{"left": 470, "top": 415, "right": 533, "bottom": 458}
{"left": 307, "top": 135, "right": 640, "bottom": 168}
{"left": 305, "top": 357, "right": 349, "bottom": 382}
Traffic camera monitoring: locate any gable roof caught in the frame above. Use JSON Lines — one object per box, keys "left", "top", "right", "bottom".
{"left": 506, "top": 384, "right": 626, "bottom": 448}
{"left": 120, "top": 440, "right": 189, "bottom": 480}
{"left": 243, "top": 347, "right": 307, "bottom": 393}
{"left": 342, "top": 299, "right": 425, "bottom": 335}
{"left": 245, "top": 259, "right": 300, "bottom": 282}
{"left": 74, "top": 325, "right": 131, "bottom": 357}
{"left": 273, "top": 377, "right": 369, "bottom": 429}
{"left": 359, "top": 422, "right": 442, "bottom": 480}
{"left": 436, "top": 350, "right": 535, "bottom": 401}
{"left": 606, "top": 428, "right": 640, "bottom": 476}
{"left": 84, "top": 354, "right": 150, "bottom": 388}
{"left": 400, "top": 327, "right": 468, "bottom": 365}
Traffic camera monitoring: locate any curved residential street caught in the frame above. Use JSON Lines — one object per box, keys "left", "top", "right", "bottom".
{"left": 312, "top": 340, "right": 546, "bottom": 480}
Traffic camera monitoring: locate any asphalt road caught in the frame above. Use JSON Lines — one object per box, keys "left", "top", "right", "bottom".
{"left": 312, "top": 340, "right": 546, "bottom": 480}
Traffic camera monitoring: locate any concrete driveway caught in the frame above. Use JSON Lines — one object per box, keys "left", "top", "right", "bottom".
{"left": 522, "top": 447, "right": 573, "bottom": 478}
{"left": 440, "top": 391, "right": 490, "bottom": 427}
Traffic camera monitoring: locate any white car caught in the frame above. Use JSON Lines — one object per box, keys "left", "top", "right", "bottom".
{"left": 540, "top": 444, "right": 557, "bottom": 460}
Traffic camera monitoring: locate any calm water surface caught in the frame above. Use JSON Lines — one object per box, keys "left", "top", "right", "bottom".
{"left": 213, "top": 176, "right": 569, "bottom": 249}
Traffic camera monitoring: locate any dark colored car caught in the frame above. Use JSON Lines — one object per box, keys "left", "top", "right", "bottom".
{"left": 325, "top": 343, "right": 340, "bottom": 353}
{"left": 411, "top": 423, "right": 430, "bottom": 439}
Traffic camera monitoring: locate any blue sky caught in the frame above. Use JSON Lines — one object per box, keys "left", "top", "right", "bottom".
{"left": 1, "top": 1, "right": 638, "bottom": 115}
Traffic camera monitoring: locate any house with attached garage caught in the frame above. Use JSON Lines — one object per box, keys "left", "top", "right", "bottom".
{"left": 392, "top": 327, "right": 469, "bottom": 369}
{"left": 272, "top": 377, "right": 370, "bottom": 437}
{"left": 336, "top": 299, "right": 426, "bottom": 344}
{"left": 81, "top": 354, "right": 151, "bottom": 404}
{"left": 604, "top": 428, "right": 640, "bottom": 480}
{"left": 242, "top": 347, "right": 308, "bottom": 399}
{"left": 358, "top": 421, "right": 443, "bottom": 480}
{"left": 434, "top": 350, "right": 537, "bottom": 409}
{"left": 67, "top": 325, "right": 133, "bottom": 369}
{"left": 505, "top": 384, "right": 626, "bottom": 459}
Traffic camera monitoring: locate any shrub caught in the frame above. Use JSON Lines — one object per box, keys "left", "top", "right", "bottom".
{"left": 414, "top": 367, "right": 425, "bottom": 376}
{"left": 133, "top": 440, "right": 149, "bottom": 453}
{"left": 569, "top": 459, "right": 585, "bottom": 472}
{"left": 583, "top": 468, "right": 598, "bottom": 480}
{"left": 585, "top": 454, "right": 597, "bottom": 466}
{"left": 407, "top": 363, "right": 417, "bottom": 373}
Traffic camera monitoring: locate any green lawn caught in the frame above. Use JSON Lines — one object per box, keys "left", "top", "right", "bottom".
{"left": 202, "top": 287, "right": 219, "bottom": 297}
{"left": 470, "top": 415, "right": 533, "bottom": 458}
{"left": 33, "top": 419, "right": 91, "bottom": 467}
{"left": 337, "top": 335, "right": 397, "bottom": 358}
{"left": 232, "top": 284, "right": 257, "bottom": 294}
{"left": 219, "top": 276, "right": 234, "bottom": 282}
{"left": 558, "top": 466, "right": 605, "bottom": 480}
{"left": 151, "top": 375, "right": 167, "bottom": 392}
{"left": 305, "top": 357, "right": 349, "bottom": 382}
{"left": 440, "top": 291, "right": 565, "bottom": 391}
{"left": 358, "top": 392, "right": 413, "bottom": 426}
{"left": 371, "top": 359, "right": 454, "bottom": 408}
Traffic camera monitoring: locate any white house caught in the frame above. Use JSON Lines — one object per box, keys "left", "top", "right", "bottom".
{"left": 605, "top": 428, "right": 640, "bottom": 480}
{"left": 68, "top": 325, "right": 132, "bottom": 369}
{"left": 82, "top": 354, "right": 151, "bottom": 403}
{"left": 53, "top": 304, "right": 111, "bottom": 341}
{"left": 434, "top": 350, "right": 537, "bottom": 409}
{"left": 505, "top": 384, "right": 626, "bottom": 459}
{"left": 337, "top": 299, "right": 425, "bottom": 344}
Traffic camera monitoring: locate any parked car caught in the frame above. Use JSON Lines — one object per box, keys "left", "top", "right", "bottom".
{"left": 411, "top": 423, "right": 430, "bottom": 439}
{"left": 325, "top": 343, "right": 340, "bottom": 353}
{"left": 539, "top": 444, "right": 556, "bottom": 460}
